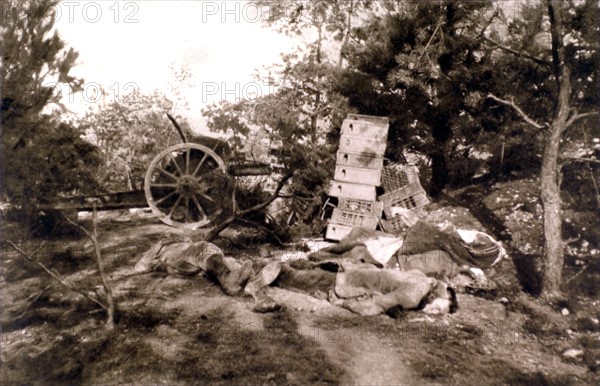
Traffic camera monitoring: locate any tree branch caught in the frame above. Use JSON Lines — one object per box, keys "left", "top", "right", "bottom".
{"left": 559, "top": 156, "right": 600, "bottom": 165}
{"left": 418, "top": 21, "right": 443, "bottom": 63}
{"left": 64, "top": 205, "right": 116, "bottom": 328}
{"left": 238, "top": 172, "right": 293, "bottom": 215}
{"left": 487, "top": 93, "right": 547, "bottom": 129}
{"left": 235, "top": 217, "right": 290, "bottom": 246}
{"left": 565, "top": 264, "right": 588, "bottom": 285}
{"left": 15, "top": 283, "right": 55, "bottom": 320}
{"left": 483, "top": 36, "right": 552, "bottom": 67}
{"left": 206, "top": 172, "right": 293, "bottom": 241}
{"left": 6, "top": 241, "right": 108, "bottom": 311}
{"left": 579, "top": 126, "right": 600, "bottom": 208}
{"left": 566, "top": 111, "right": 598, "bottom": 128}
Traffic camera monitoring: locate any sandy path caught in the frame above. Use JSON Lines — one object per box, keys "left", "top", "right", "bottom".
{"left": 268, "top": 287, "right": 423, "bottom": 386}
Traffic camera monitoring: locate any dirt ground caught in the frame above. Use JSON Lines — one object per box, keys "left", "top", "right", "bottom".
{"left": 1, "top": 204, "right": 599, "bottom": 385}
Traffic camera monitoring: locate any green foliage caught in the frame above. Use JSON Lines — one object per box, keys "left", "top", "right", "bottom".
{"left": 336, "top": 1, "right": 502, "bottom": 193}
{"left": 79, "top": 91, "right": 186, "bottom": 191}
{"left": 203, "top": 81, "right": 339, "bottom": 229}
{"left": 1, "top": 0, "right": 100, "bottom": 214}
{"left": 204, "top": 0, "right": 361, "bottom": 230}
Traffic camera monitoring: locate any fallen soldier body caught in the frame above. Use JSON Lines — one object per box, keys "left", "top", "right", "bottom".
{"left": 308, "top": 217, "right": 504, "bottom": 292}
{"left": 270, "top": 260, "right": 457, "bottom": 316}
{"left": 134, "top": 234, "right": 256, "bottom": 296}
{"left": 134, "top": 233, "right": 457, "bottom": 316}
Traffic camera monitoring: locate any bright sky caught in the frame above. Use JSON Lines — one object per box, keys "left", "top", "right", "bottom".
{"left": 54, "top": 0, "right": 295, "bottom": 133}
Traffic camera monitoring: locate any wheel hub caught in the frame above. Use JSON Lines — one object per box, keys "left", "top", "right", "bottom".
{"left": 177, "top": 175, "right": 199, "bottom": 196}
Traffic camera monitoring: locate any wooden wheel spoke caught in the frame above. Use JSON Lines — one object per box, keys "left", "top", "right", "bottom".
{"left": 196, "top": 191, "right": 216, "bottom": 203}
{"left": 154, "top": 190, "right": 177, "bottom": 205}
{"left": 184, "top": 196, "right": 192, "bottom": 222}
{"left": 150, "top": 183, "right": 178, "bottom": 188}
{"left": 192, "top": 152, "right": 209, "bottom": 177}
{"left": 167, "top": 195, "right": 183, "bottom": 219}
{"left": 156, "top": 166, "right": 179, "bottom": 181}
{"left": 190, "top": 194, "right": 208, "bottom": 219}
{"left": 185, "top": 147, "right": 191, "bottom": 174}
{"left": 167, "top": 153, "right": 185, "bottom": 177}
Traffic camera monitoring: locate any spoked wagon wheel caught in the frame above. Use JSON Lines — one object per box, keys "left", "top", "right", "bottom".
{"left": 144, "top": 143, "right": 228, "bottom": 229}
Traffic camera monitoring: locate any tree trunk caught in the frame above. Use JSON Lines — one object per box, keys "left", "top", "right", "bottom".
{"left": 430, "top": 146, "right": 449, "bottom": 198}
{"left": 540, "top": 0, "right": 572, "bottom": 299}
{"left": 337, "top": 0, "right": 354, "bottom": 69}
{"left": 429, "top": 113, "right": 452, "bottom": 198}
{"left": 92, "top": 205, "right": 116, "bottom": 329}
{"left": 540, "top": 124, "right": 565, "bottom": 299}
{"left": 310, "top": 23, "right": 323, "bottom": 145}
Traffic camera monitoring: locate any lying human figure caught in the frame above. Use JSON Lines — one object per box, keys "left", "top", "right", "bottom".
{"left": 134, "top": 234, "right": 457, "bottom": 316}
{"left": 334, "top": 265, "right": 457, "bottom": 316}
{"left": 269, "top": 260, "right": 457, "bottom": 316}
{"left": 308, "top": 216, "right": 503, "bottom": 295}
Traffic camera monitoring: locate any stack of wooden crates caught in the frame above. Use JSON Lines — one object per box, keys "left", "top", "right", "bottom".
{"left": 379, "top": 163, "right": 429, "bottom": 234}
{"left": 326, "top": 114, "right": 389, "bottom": 240}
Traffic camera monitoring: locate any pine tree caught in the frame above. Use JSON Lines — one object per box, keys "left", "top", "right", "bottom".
{"left": 1, "top": 0, "right": 100, "bottom": 216}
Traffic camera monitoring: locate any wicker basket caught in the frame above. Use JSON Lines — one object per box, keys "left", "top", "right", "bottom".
{"left": 330, "top": 209, "right": 379, "bottom": 229}
{"left": 381, "top": 164, "right": 420, "bottom": 192}
{"left": 338, "top": 198, "right": 383, "bottom": 217}
{"left": 380, "top": 183, "right": 429, "bottom": 217}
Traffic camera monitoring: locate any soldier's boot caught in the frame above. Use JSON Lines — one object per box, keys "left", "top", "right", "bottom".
{"left": 206, "top": 254, "right": 254, "bottom": 296}
{"left": 244, "top": 261, "right": 281, "bottom": 298}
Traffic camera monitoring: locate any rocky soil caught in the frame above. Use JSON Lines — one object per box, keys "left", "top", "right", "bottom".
{"left": 1, "top": 180, "right": 599, "bottom": 385}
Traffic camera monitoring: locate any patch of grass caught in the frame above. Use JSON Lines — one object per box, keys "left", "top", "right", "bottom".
{"left": 578, "top": 335, "right": 600, "bottom": 351}
{"left": 1, "top": 326, "right": 110, "bottom": 385}
{"left": 315, "top": 314, "right": 483, "bottom": 346}
{"left": 409, "top": 346, "right": 475, "bottom": 382}
{"left": 162, "top": 308, "right": 346, "bottom": 385}
{"left": 3, "top": 287, "right": 104, "bottom": 333}
{"left": 522, "top": 317, "right": 566, "bottom": 342}
{"left": 316, "top": 312, "right": 586, "bottom": 385}
{"left": 575, "top": 316, "right": 600, "bottom": 333}
{"left": 116, "top": 307, "right": 181, "bottom": 331}
{"left": 411, "top": 347, "right": 586, "bottom": 385}
{"left": 315, "top": 314, "right": 399, "bottom": 333}
{"left": 503, "top": 370, "right": 585, "bottom": 386}
{"left": 566, "top": 271, "right": 600, "bottom": 298}
{"left": 6, "top": 305, "right": 347, "bottom": 385}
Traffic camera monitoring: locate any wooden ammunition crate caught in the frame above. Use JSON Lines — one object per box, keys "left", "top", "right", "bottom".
{"left": 336, "top": 151, "right": 384, "bottom": 170}
{"left": 338, "top": 198, "right": 383, "bottom": 217}
{"left": 346, "top": 114, "right": 390, "bottom": 125}
{"left": 334, "top": 165, "right": 382, "bottom": 186}
{"left": 329, "top": 181, "right": 377, "bottom": 201}
{"left": 347, "top": 114, "right": 390, "bottom": 125}
{"left": 341, "top": 116, "right": 389, "bottom": 142}
{"left": 330, "top": 208, "right": 379, "bottom": 229}
{"left": 338, "top": 135, "right": 387, "bottom": 156}
{"left": 325, "top": 223, "right": 354, "bottom": 241}
{"left": 381, "top": 164, "right": 420, "bottom": 192}
{"left": 380, "top": 183, "right": 429, "bottom": 217}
